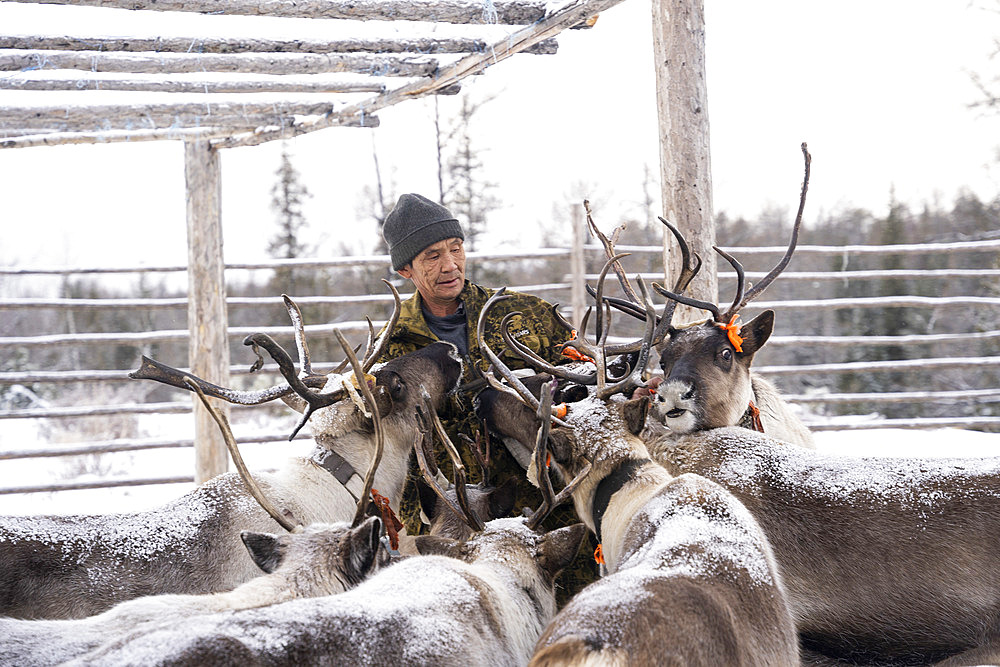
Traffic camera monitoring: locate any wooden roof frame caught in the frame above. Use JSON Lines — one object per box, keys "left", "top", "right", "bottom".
{"left": 1, "top": 0, "right": 626, "bottom": 149}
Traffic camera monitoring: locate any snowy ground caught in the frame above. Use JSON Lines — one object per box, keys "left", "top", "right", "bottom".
{"left": 1, "top": 410, "right": 998, "bottom": 516}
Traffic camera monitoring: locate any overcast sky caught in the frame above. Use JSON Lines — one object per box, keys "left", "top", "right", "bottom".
{"left": 1, "top": 0, "right": 998, "bottom": 271}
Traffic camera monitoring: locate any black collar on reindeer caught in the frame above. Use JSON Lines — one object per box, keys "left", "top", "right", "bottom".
{"left": 592, "top": 458, "right": 649, "bottom": 543}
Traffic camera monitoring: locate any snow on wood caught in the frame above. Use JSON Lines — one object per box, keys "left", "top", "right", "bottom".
{"left": 609, "top": 239, "right": 1000, "bottom": 256}
{"left": 213, "top": 0, "right": 624, "bottom": 148}
{"left": 1, "top": 74, "right": 388, "bottom": 94}
{"left": 0, "top": 33, "right": 559, "bottom": 55}
{"left": 0, "top": 321, "right": 386, "bottom": 348}
{"left": 766, "top": 330, "right": 1000, "bottom": 348}
{"left": 0, "top": 49, "right": 438, "bottom": 76}
{"left": 9, "top": 0, "right": 558, "bottom": 25}
{"left": 807, "top": 417, "right": 1000, "bottom": 431}
{"left": 3, "top": 99, "right": 346, "bottom": 132}
{"left": 742, "top": 295, "right": 1000, "bottom": 311}
{"left": 0, "top": 430, "right": 309, "bottom": 460}
{"left": 0, "top": 114, "right": 379, "bottom": 148}
{"left": 607, "top": 269, "right": 1000, "bottom": 282}
{"left": 0, "top": 247, "right": 569, "bottom": 275}
{"left": 757, "top": 356, "right": 1000, "bottom": 376}
{"left": 785, "top": 388, "right": 1000, "bottom": 405}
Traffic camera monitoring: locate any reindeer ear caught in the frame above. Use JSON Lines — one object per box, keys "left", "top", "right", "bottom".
{"left": 413, "top": 535, "right": 461, "bottom": 557}
{"left": 241, "top": 531, "right": 287, "bottom": 574}
{"left": 488, "top": 478, "right": 518, "bottom": 519}
{"left": 538, "top": 523, "right": 587, "bottom": 580}
{"left": 416, "top": 477, "right": 439, "bottom": 519}
{"left": 738, "top": 310, "right": 774, "bottom": 357}
{"left": 346, "top": 516, "right": 384, "bottom": 582}
{"left": 621, "top": 396, "right": 650, "bottom": 435}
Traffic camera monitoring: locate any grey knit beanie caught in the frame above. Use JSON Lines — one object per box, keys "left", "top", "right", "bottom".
{"left": 383, "top": 193, "right": 464, "bottom": 271}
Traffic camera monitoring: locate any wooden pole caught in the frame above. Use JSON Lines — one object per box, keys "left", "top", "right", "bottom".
{"left": 651, "top": 0, "right": 716, "bottom": 320}
{"left": 570, "top": 202, "right": 586, "bottom": 329}
{"left": 184, "top": 139, "right": 230, "bottom": 484}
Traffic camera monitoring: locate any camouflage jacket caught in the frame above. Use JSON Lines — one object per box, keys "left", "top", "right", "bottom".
{"left": 375, "top": 281, "right": 572, "bottom": 527}
{"left": 377, "top": 281, "right": 597, "bottom": 602}
{"left": 376, "top": 280, "right": 572, "bottom": 384}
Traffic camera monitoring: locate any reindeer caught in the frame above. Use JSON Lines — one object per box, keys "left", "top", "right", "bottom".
{"left": 477, "top": 293, "right": 799, "bottom": 666}
{"left": 70, "top": 400, "right": 588, "bottom": 667}
{"left": 0, "top": 518, "right": 388, "bottom": 667}
{"left": 573, "top": 146, "right": 815, "bottom": 447}
{"left": 0, "top": 286, "right": 464, "bottom": 619}
{"left": 648, "top": 165, "right": 815, "bottom": 447}
{"left": 649, "top": 426, "right": 1000, "bottom": 666}
{"left": 479, "top": 245, "right": 1000, "bottom": 664}
{"left": 0, "top": 370, "right": 397, "bottom": 666}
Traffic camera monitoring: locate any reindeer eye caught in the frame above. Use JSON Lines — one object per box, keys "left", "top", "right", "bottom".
{"left": 719, "top": 348, "right": 733, "bottom": 362}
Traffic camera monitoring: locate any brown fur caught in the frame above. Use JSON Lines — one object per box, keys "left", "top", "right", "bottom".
{"left": 0, "top": 342, "right": 462, "bottom": 619}
{"left": 652, "top": 312, "right": 815, "bottom": 448}
{"left": 649, "top": 426, "right": 1000, "bottom": 665}
{"left": 529, "top": 396, "right": 799, "bottom": 666}
{"left": 72, "top": 519, "right": 587, "bottom": 666}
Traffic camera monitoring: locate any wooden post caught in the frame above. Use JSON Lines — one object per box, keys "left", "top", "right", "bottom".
{"left": 184, "top": 139, "right": 230, "bottom": 484}
{"left": 651, "top": 0, "right": 717, "bottom": 319}
{"left": 570, "top": 202, "right": 586, "bottom": 329}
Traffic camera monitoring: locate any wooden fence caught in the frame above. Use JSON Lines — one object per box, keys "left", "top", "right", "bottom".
{"left": 1, "top": 238, "right": 999, "bottom": 497}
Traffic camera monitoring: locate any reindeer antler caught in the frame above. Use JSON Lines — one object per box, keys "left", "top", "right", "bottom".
{"left": 585, "top": 214, "right": 703, "bottom": 353}
{"left": 130, "top": 280, "right": 401, "bottom": 406}
{"left": 185, "top": 377, "right": 303, "bottom": 533}
{"left": 336, "top": 328, "right": 386, "bottom": 529}
{"left": 414, "top": 388, "right": 485, "bottom": 533}
{"left": 656, "top": 143, "right": 812, "bottom": 324}
{"left": 526, "top": 379, "right": 591, "bottom": 531}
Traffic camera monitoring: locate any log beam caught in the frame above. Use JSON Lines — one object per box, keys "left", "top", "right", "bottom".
{"left": 0, "top": 34, "right": 559, "bottom": 56}
{"left": 12, "top": 0, "right": 561, "bottom": 25}
{"left": 213, "top": 0, "right": 625, "bottom": 149}
{"left": 0, "top": 49, "right": 438, "bottom": 77}
{"left": 0, "top": 113, "right": 379, "bottom": 149}
{"left": 0, "top": 100, "right": 371, "bottom": 132}
{"left": 184, "top": 138, "right": 230, "bottom": 484}
{"left": 651, "top": 0, "right": 716, "bottom": 320}
{"left": 1, "top": 74, "right": 388, "bottom": 94}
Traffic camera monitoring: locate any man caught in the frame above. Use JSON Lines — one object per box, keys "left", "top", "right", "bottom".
{"left": 378, "top": 192, "right": 570, "bottom": 386}
{"left": 377, "top": 193, "right": 596, "bottom": 602}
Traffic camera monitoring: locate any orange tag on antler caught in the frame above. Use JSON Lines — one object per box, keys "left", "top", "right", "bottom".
{"left": 718, "top": 315, "right": 744, "bottom": 353}
{"left": 561, "top": 347, "right": 596, "bottom": 364}
{"left": 370, "top": 488, "right": 403, "bottom": 551}
{"left": 553, "top": 403, "right": 568, "bottom": 420}
{"left": 594, "top": 543, "right": 605, "bottom": 565}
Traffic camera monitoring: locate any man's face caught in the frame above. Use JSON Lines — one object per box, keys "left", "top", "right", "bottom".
{"left": 398, "top": 237, "right": 466, "bottom": 314}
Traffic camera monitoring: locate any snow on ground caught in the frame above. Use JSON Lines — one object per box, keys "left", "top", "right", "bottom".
{"left": 0, "top": 410, "right": 998, "bottom": 516}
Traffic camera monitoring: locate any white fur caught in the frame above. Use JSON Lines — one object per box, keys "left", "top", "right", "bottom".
{"left": 70, "top": 519, "right": 574, "bottom": 667}
{"left": 0, "top": 521, "right": 385, "bottom": 666}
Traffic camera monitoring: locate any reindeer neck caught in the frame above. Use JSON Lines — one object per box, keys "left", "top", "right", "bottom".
{"left": 592, "top": 458, "right": 649, "bottom": 543}
{"left": 593, "top": 461, "right": 673, "bottom": 572}
{"left": 307, "top": 429, "right": 412, "bottom": 507}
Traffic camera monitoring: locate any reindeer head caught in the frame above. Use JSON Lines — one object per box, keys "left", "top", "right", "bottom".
{"left": 653, "top": 311, "right": 774, "bottom": 433}
{"left": 649, "top": 144, "right": 811, "bottom": 435}
{"left": 310, "top": 341, "right": 463, "bottom": 448}
{"left": 239, "top": 516, "right": 389, "bottom": 595}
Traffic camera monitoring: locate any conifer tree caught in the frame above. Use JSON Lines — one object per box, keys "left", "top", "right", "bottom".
{"left": 268, "top": 145, "right": 313, "bottom": 295}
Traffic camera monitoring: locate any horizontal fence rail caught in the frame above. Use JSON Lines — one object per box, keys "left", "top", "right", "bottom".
{"left": 1, "top": 238, "right": 998, "bottom": 497}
